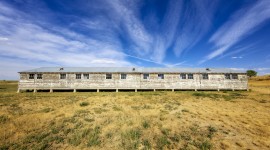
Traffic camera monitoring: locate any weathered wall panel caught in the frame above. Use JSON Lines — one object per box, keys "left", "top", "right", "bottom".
{"left": 18, "top": 72, "right": 248, "bottom": 90}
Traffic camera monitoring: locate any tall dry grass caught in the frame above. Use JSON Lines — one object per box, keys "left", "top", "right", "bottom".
{"left": 0, "top": 79, "right": 269, "bottom": 149}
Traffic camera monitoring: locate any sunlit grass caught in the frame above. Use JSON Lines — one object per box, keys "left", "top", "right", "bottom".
{"left": 0, "top": 78, "right": 269, "bottom": 149}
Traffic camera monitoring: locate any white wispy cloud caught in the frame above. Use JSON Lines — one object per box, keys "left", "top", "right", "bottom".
{"left": 121, "top": 52, "right": 186, "bottom": 67}
{"left": 0, "top": 24, "right": 131, "bottom": 66}
{"left": 105, "top": 0, "right": 185, "bottom": 63}
{"left": 0, "top": 1, "right": 135, "bottom": 79}
{"left": 173, "top": 0, "right": 218, "bottom": 56}
{"left": 216, "top": 43, "right": 258, "bottom": 60}
{"left": 0, "top": 0, "right": 190, "bottom": 79}
{"left": 0, "top": 57, "right": 43, "bottom": 80}
{"left": 107, "top": 0, "right": 153, "bottom": 55}
{"left": 1, "top": 0, "right": 268, "bottom": 79}
{"left": 0, "top": 37, "right": 8, "bottom": 41}
{"left": 201, "top": 0, "right": 270, "bottom": 63}
{"left": 150, "top": 0, "right": 183, "bottom": 62}
{"left": 105, "top": 0, "right": 215, "bottom": 64}
{"left": 231, "top": 56, "right": 243, "bottom": 59}
{"left": 257, "top": 68, "right": 270, "bottom": 71}
{"left": 230, "top": 68, "right": 247, "bottom": 71}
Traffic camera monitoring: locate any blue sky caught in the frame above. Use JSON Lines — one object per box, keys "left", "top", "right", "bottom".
{"left": 0, "top": 0, "right": 270, "bottom": 79}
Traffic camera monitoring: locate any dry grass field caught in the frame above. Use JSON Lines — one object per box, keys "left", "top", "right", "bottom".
{"left": 0, "top": 77, "right": 269, "bottom": 150}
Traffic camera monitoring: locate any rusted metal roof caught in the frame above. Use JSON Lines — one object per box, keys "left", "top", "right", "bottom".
{"left": 19, "top": 67, "right": 246, "bottom": 73}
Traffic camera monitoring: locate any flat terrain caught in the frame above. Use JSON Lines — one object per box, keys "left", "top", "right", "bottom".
{"left": 0, "top": 77, "right": 269, "bottom": 150}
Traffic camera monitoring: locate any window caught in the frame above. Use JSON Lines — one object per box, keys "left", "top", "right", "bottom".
{"left": 188, "top": 74, "right": 193, "bottom": 79}
{"left": 60, "top": 74, "right": 66, "bottom": 79}
{"left": 76, "top": 74, "right": 81, "bottom": 79}
{"left": 121, "top": 74, "right": 127, "bottom": 79}
{"left": 232, "top": 74, "right": 238, "bottom": 79}
{"left": 225, "top": 74, "right": 231, "bottom": 79}
{"left": 83, "top": 74, "right": 89, "bottom": 79}
{"left": 158, "top": 74, "right": 164, "bottom": 79}
{"left": 143, "top": 74, "right": 149, "bottom": 79}
{"left": 29, "top": 74, "right": 35, "bottom": 79}
{"left": 202, "top": 74, "right": 208, "bottom": 80}
{"left": 180, "top": 73, "right": 186, "bottom": 79}
{"left": 37, "top": 74, "right": 43, "bottom": 79}
{"left": 106, "top": 74, "right": 112, "bottom": 79}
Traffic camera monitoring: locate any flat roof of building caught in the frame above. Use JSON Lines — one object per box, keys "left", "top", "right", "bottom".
{"left": 19, "top": 67, "right": 246, "bottom": 74}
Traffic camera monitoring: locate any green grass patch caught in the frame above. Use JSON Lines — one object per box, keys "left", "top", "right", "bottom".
{"left": 161, "top": 128, "right": 171, "bottom": 136}
{"left": 40, "top": 108, "right": 54, "bottom": 113}
{"left": 192, "top": 92, "right": 246, "bottom": 101}
{"left": 259, "top": 99, "right": 267, "bottom": 103}
{"left": 79, "top": 102, "right": 89, "bottom": 107}
{"left": 68, "top": 130, "right": 84, "bottom": 146}
{"left": 121, "top": 128, "right": 142, "bottom": 150}
{"left": 182, "top": 109, "right": 189, "bottom": 113}
{"left": 196, "top": 140, "right": 212, "bottom": 150}
{"left": 142, "top": 120, "right": 150, "bottom": 129}
{"left": 106, "top": 132, "right": 113, "bottom": 139}
{"left": 93, "top": 108, "right": 108, "bottom": 114}
{"left": 131, "top": 105, "right": 141, "bottom": 110}
{"left": 112, "top": 105, "right": 123, "bottom": 111}
{"left": 142, "top": 139, "right": 151, "bottom": 150}
{"left": 156, "top": 136, "right": 170, "bottom": 150}
{"left": 192, "top": 92, "right": 220, "bottom": 99}
{"left": 0, "top": 115, "right": 9, "bottom": 124}
{"left": 207, "top": 126, "right": 217, "bottom": 139}
{"left": 87, "top": 126, "right": 101, "bottom": 147}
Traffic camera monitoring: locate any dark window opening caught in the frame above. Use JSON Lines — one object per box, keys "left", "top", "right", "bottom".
{"left": 180, "top": 73, "right": 186, "bottom": 79}
{"left": 143, "top": 74, "right": 149, "bottom": 79}
{"left": 76, "top": 74, "right": 81, "bottom": 79}
{"left": 121, "top": 74, "right": 127, "bottom": 79}
{"left": 29, "top": 74, "right": 34, "bottom": 79}
{"left": 232, "top": 74, "right": 238, "bottom": 79}
{"left": 37, "top": 74, "right": 42, "bottom": 79}
{"left": 225, "top": 74, "right": 231, "bottom": 79}
{"left": 202, "top": 74, "right": 208, "bottom": 80}
{"left": 60, "top": 74, "right": 66, "bottom": 79}
{"left": 158, "top": 74, "right": 164, "bottom": 79}
{"left": 106, "top": 74, "right": 112, "bottom": 79}
{"left": 188, "top": 74, "right": 193, "bottom": 79}
{"left": 83, "top": 74, "right": 89, "bottom": 79}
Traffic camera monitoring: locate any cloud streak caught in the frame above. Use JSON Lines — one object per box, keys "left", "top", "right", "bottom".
{"left": 173, "top": 0, "right": 218, "bottom": 56}
{"left": 201, "top": 0, "right": 270, "bottom": 63}
{"left": 231, "top": 56, "right": 243, "bottom": 59}
{"left": 0, "top": 1, "right": 135, "bottom": 79}
{"left": 0, "top": 0, "right": 269, "bottom": 79}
